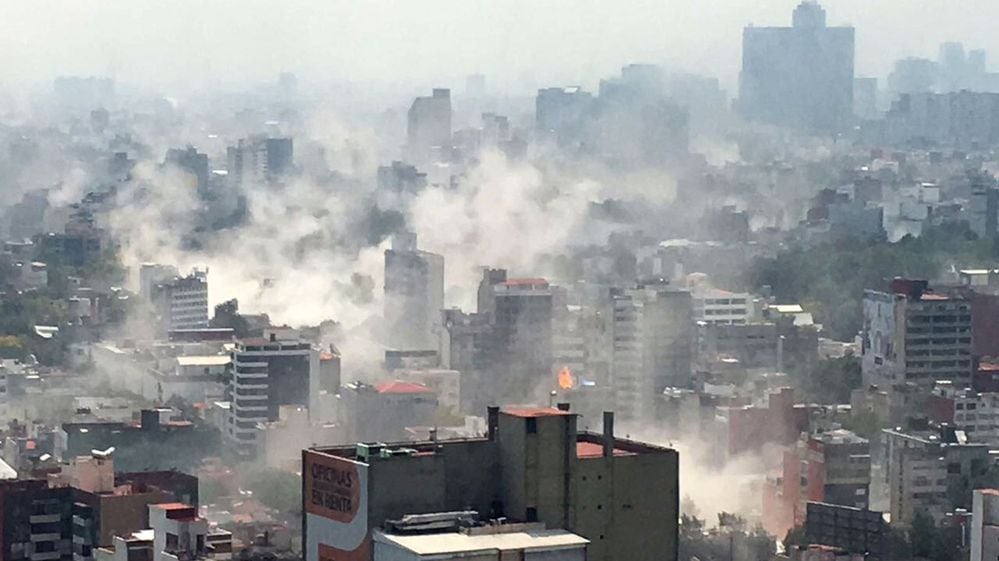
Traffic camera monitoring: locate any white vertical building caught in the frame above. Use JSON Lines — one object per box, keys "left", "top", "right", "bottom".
{"left": 225, "top": 333, "right": 320, "bottom": 457}
{"left": 97, "top": 503, "right": 232, "bottom": 561}
{"left": 611, "top": 282, "right": 694, "bottom": 424}
{"left": 151, "top": 269, "right": 210, "bottom": 332}
{"left": 972, "top": 489, "right": 999, "bottom": 561}
{"left": 139, "top": 263, "right": 180, "bottom": 300}
{"left": 692, "top": 287, "right": 750, "bottom": 325}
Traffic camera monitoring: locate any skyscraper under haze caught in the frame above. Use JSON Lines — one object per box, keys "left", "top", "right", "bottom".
{"left": 739, "top": 1, "right": 854, "bottom": 133}
{"left": 384, "top": 233, "right": 445, "bottom": 350}
{"left": 407, "top": 88, "right": 452, "bottom": 162}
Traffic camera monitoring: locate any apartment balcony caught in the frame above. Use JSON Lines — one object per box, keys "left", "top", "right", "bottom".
{"left": 30, "top": 533, "right": 62, "bottom": 542}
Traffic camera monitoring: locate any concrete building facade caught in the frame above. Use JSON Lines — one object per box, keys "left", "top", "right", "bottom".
{"left": 490, "top": 279, "right": 554, "bottom": 404}
{"left": 610, "top": 282, "right": 693, "bottom": 424}
{"left": 226, "top": 136, "right": 294, "bottom": 189}
{"left": 862, "top": 279, "right": 974, "bottom": 390}
{"left": 739, "top": 1, "right": 855, "bottom": 133}
{"left": 384, "top": 234, "right": 444, "bottom": 351}
{"left": 150, "top": 270, "right": 209, "bottom": 333}
{"left": 407, "top": 89, "right": 452, "bottom": 162}
{"left": 224, "top": 335, "right": 320, "bottom": 457}
{"left": 872, "top": 427, "right": 990, "bottom": 525}
{"left": 972, "top": 489, "right": 999, "bottom": 561}
{"left": 303, "top": 407, "right": 679, "bottom": 561}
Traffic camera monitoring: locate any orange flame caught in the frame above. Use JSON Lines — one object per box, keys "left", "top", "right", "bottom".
{"left": 557, "top": 366, "right": 575, "bottom": 390}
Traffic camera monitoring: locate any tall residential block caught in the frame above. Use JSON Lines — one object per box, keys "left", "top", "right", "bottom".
{"left": 303, "top": 407, "right": 679, "bottom": 561}
{"left": 610, "top": 281, "right": 694, "bottom": 424}
{"left": 861, "top": 279, "right": 973, "bottom": 390}
{"left": 384, "top": 233, "right": 444, "bottom": 350}
{"left": 224, "top": 334, "right": 320, "bottom": 457}
{"left": 739, "top": 1, "right": 854, "bottom": 133}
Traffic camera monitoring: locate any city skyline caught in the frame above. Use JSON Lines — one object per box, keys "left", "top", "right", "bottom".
{"left": 1, "top": 0, "right": 998, "bottom": 94}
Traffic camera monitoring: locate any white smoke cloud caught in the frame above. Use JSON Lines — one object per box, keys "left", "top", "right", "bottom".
{"left": 106, "top": 123, "right": 392, "bottom": 370}
{"left": 408, "top": 150, "right": 602, "bottom": 308}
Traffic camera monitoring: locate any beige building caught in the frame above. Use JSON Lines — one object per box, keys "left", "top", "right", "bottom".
{"left": 972, "top": 489, "right": 999, "bottom": 561}
{"left": 303, "top": 406, "right": 679, "bottom": 561}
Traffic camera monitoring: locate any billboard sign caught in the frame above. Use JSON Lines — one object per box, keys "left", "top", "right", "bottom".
{"left": 305, "top": 450, "right": 370, "bottom": 561}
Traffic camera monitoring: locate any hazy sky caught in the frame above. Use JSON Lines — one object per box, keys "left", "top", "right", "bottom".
{"left": 2, "top": 0, "right": 997, "bottom": 95}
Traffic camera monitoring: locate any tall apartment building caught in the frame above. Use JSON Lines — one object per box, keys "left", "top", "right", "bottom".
{"left": 692, "top": 287, "right": 751, "bottom": 325}
{"left": 762, "top": 429, "right": 870, "bottom": 538}
{"left": 441, "top": 309, "right": 495, "bottom": 412}
{"left": 138, "top": 263, "right": 179, "bottom": 302}
{"left": 226, "top": 136, "right": 294, "bottom": 189}
{"left": 739, "top": 1, "right": 854, "bottom": 133}
{"left": 376, "top": 161, "right": 427, "bottom": 194}
{"left": 303, "top": 407, "right": 679, "bottom": 561}
{"left": 0, "top": 480, "right": 81, "bottom": 561}
{"left": 972, "top": 489, "right": 999, "bottom": 561}
{"left": 927, "top": 382, "right": 999, "bottom": 444}
{"left": 591, "top": 65, "right": 689, "bottom": 165}
{"left": 0, "top": 453, "right": 199, "bottom": 561}
{"left": 407, "top": 89, "right": 452, "bottom": 162}
{"left": 150, "top": 270, "right": 209, "bottom": 333}
{"left": 445, "top": 272, "right": 558, "bottom": 411}
{"left": 225, "top": 334, "right": 320, "bottom": 457}
{"left": 384, "top": 233, "right": 444, "bottom": 350}
{"left": 862, "top": 279, "right": 973, "bottom": 390}
{"left": 164, "top": 146, "right": 210, "bottom": 199}
{"left": 610, "top": 281, "right": 693, "bottom": 424}
{"left": 535, "top": 87, "right": 593, "bottom": 145}
{"left": 884, "top": 91, "right": 999, "bottom": 148}
{"left": 490, "top": 278, "right": 554, "bottom": 404}
{"left": 871, "top": 426, "right": 990, "bottom": 525}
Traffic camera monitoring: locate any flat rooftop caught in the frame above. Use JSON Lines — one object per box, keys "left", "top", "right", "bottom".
{"left": 576, "top": 441, "right": 636, "bottom": 459}
{"left": 374, "top": 529, "right": 588, "bottom": 555}
{"left": 176, "top": 355, "right": 230, "bottom": 367}
{"left": 502, "top": 407, "right": 573, "bottom": 418}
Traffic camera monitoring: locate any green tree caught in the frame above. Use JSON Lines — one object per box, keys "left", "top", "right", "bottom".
{"left": 244, "top": 468, "right": 301, "bottom": 514}
{"left": 746, "top": 223, "right": 992, "bottom": 341}
{"left": 210, "top": 299, "right": 250, "bottom": 337}
{"left": 793, "top": 355, "right": 861, "bottom": 404}
{"left": 843, "top": 409, "right": 886, "bottom": 439}
{"left": 910, "top": 511, "right": 964, "bottom": 561}
{"left": 0, "top": 335, "right": 25, "bottom": 359}
{"left": 910, "top": 511, "right": 936, "bottom": 558}
{"left": 199, "top": 477, "right": 228, "bottom": 505}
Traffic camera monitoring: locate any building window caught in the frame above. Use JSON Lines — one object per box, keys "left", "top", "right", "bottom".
{"left": 526, "top": 507, "right": 538, "bottom": 522}
{"left": 525, "top": 418, "right": 537, "bottom": 434}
